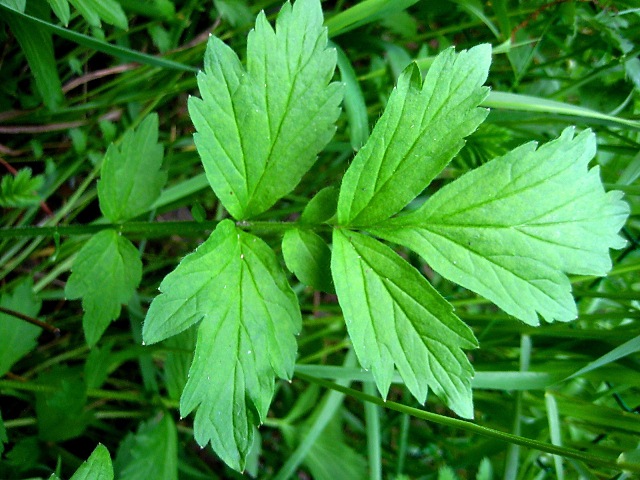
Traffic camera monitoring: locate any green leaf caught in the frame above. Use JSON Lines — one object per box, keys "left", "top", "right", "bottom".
{"left": 0, "top": 410, "right": 8, "bottom": 456}
{"left": 337, "top": 44, "right": 491, "bottom": 226}
{"left": 115, "top": 414, "right": 177, "bottom": 480}
{"left": 0, "top": 3, "right": 196, "bottom": 72}
{"left": 371, "top": 128, "right": 629, "bottom": 325}
{"left": 189, "top": 0, "right": 343, "bottom": 220}
{"left": 301, "top": 416, "right": 367, "bottom": 480}
{"left": 3, "top": 6, "right": 63, "bottom": 110}
{"left": 0, "top": 168, "right": 44, "bottom": 207}
{"left": 66, "top": 229, "right": 142, "bottom": 346}
{"left": 282, "top": 229, "right": 333, "bottom": 293}
{"left": 0, "top": 279, "right": 42, "bottom": 376}
{"left": 142, "top": 220, "right": 301, "bottom": 470}
{"left": 98, "top": 114, "right": 166, "bottom": 223}
{"left": 36, "top": 366, "right": 92, "bottom": 442}
{"left": 84, "top": 341, "right": 114, "bottom": 389}
{"left": 46, "top": 0, "right": 71, "bottom": 25}
{"left": 438, "top": 466, "right": 459, "bottom": 480}
{"left": 213, "top": 0, "right": 253, "bottom": 27}
{"left": 331, "top": 229, "right": 477, "bottom": 418}
{"left": 476, "top": 457, "right": 494, "bottom": 480}
{"left": 70, "top": 444, "right": 113, "bottom": 480}
{"left": 68, "top": 0, "right": 128, "bottom": 30}
{"left": 335, "top": 42, "right": 369, "bottom": 150}
{"left": 163, "top": 326, "right": 196, "bottom": 402}
{"left": 301, "top": 186, "right": 339, "bottom": 224}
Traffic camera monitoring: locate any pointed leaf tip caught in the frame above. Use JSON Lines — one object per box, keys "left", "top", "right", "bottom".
{"left": 332, "top": 230, "right": 477, "bottom": 417}
{"left": 372, "top": 127, "right": 630, "bottom": 325}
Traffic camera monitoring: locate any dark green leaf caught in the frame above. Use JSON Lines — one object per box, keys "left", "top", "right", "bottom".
{"left": 3, "top": 7, "right": 63, "bottom": 110}
{"left": 115, "top": 415, "right": 177, "bottom": 480}
{"left": 66, "top": 230, "right": 142, "bottom": 346}
{"left": 0, "top": 279, "right": 42, "bottom": 376}
{"left": 36, "top": 366, "right": 92, "bottom": 442}
{"left": 0, "top": 410, "right": 7, "bottom": 456}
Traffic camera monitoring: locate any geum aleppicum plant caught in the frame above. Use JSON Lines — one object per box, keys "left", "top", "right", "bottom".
{"left": 136, "top": 0, "right": 629, "bottom": 472}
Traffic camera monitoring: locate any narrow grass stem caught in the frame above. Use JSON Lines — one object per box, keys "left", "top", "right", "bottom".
{"left": 296, "top": 372, "right": 640, "bottom": 474}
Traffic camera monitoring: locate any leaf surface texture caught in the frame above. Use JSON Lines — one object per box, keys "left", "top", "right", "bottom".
{"left": 337, "top": 44, "right": 491, "bottom": 226}
{"left": 331, "top": 229, "right": 477, "bottom": 417}
{"left": 66, "top": 230, "right": 142, "bottom": 346}
{"left": 142, "top": 220, "right": 301, "bottom": 470}
{"left": 371, "top": 128, "right": 629, "bottom": 324}
{"left": 189, "top": 0, "right": 342, "bottom": 219}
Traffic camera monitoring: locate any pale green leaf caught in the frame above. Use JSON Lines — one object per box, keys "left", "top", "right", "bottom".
{"left": 70, "top": 444, "right": 113, "bottom": 480}
{"left": 68, "top": 0, "right": 128, "bottom": 29}
{"left": 331, "top": 229, "right": 477, "bottom": 418}
{"left": 337, "top": 44, "right": 491, "bottom": 226}
{"left": 189, "top": 0, "right": 343, "bottom": 220}
{"left": 115, "top": 415, "right": 177, "bottom": 480}
{"left": 98, "top": 114, "right": 166, "bottom": 223}
{"left": 0, "top": 0, "right": 25, "bottom": 12}
{"left": 0, "top": 168, "right": 44, "bottom": 207}
{"left": 0, "top": 279, "right": 42, "bottom": 376}
{"left": 66, "top": 230, "right": 142, "bottom": 346}
{"left": 371, "top": 128, "right": 629, "bottom": 325}
{"left": 46, "top": 0, "right": 71, "bottom": 25}
{"left": 438, "top": 466, "right": 458, "bottom": 480}
{"left": 142, "top": 220, "right": 301, "bottom": 470}
{"left": 566, "top": 334, "right": 640, "bottom": 380}
{"left": 476, "top": 457, "right": 493, "bottom": 480}
{"left": 282, "top": 229, "right": 333, "bottom": 293}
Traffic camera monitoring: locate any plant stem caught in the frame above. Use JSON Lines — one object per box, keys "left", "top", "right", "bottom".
{"left": 296, "top": 372, "right": 640, "bottom": 474}
{"left": 0, "top": 219, "right": 320, "bottom": 239}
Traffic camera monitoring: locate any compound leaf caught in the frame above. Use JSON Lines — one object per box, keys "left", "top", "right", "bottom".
{"left": 189, "top": 0, "right": 343, "bottom": 220}
{"left": 0, "top": 278, "right": 42, "bottom": 376}
{"left": 98, "top": 114, "right": 166, "bottom": 223}
{"left": 115, "top": 414, "right": 177, "bottom": 480}
{"left": 337, "top": 44, "right": 491, "bottom": 226}
{"left": 331, "top": 229, "right": 477, "bottom": 418}
{"left": 142, "top": 220, "right": 301, "bottom": 470}
{"left": 371, "top": 128, "right": 629, "bottom": 325}
{"left": 0, "top": 168, "right": 44, "bottom": 208}
{"left": 66, "top": 229, "right": 142, "bottom": 346}
{"left": 70, "top": 444, "right": 113, "bottom": 480}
